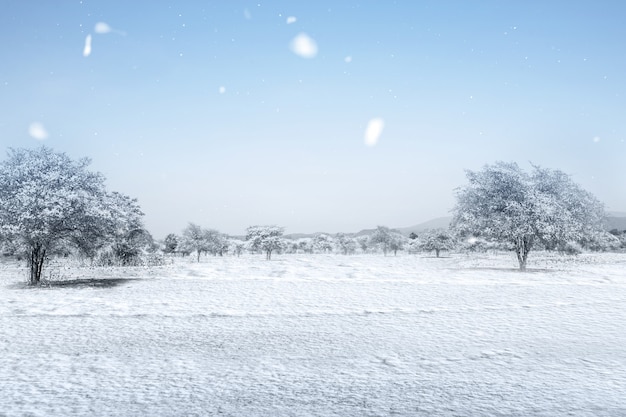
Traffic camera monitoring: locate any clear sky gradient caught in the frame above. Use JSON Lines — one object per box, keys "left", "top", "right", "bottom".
{"left": 1, "top": 1, "right": 625, "bottom": 238}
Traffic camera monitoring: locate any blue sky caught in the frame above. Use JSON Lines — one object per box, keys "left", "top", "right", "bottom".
{"left": 1, "top": 1, "right": 625, "bottom": 238}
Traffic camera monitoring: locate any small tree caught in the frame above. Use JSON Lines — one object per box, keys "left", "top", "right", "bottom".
{"left": 297, "top": 238, "right": 314, "bottom": 254}
{"left": 418, "top": 229, "right": 456, "bottom": 257}
{"left": 203, "top": 228, "right": 226, "bottom": 256}
{"left": 0, "top": 147, "right": 143, "bottom": 284}
{"left": 229, "top": 239, "right": 246, "bottom": 257}
{"left": 246, "top": 225, "right": 285, "bottom": 260}
{"left": 313, "top": 234, "right": 334, "bottom": 253}
{"left": 163, "top": 233, "right": 179, "bottom": 254}
{"left": 181, "top": 223, "right": 207, "bottom": 262}
{"left": 356, "top": 235, "right": 370, "bottom": 253}
{"left": 111, "top": 227, "right": 153, "bottom": 266}
{"left": 452, "top": 161, "right": 605, "bottom": 271}
{"left": 369, "top": 226, "right": 403, "bottom": 256}
{"left": 388, "top": 232, "right": 407, "bottom": 256}
{"left": 335, "top": 233, "right": 357, "bottom": 255}
{"left": 283, "top": 239, "right": 299, "bottom": 254}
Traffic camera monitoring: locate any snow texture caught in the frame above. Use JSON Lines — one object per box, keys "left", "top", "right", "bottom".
{"left": 1, "top": 253, "right": 625, "bottom": 416}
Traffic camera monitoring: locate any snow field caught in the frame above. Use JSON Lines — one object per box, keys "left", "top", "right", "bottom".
{"left": 1, "top": 252, "right": 625, "bottom": 416}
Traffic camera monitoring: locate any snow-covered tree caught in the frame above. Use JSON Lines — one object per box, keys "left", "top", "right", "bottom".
{"left": 452, "top": 161, "right": 605, "bottom": 270}
{"left": 229, "top": 239, "right": 246, "bottom": 257}
{"left": 356, "top": 235, "right": 370, "bottom": 253}
{"left": 214, "top": 233, "right": 230, "bottom": 256}
{"left": 369, "top": 226, "right": 392, "bottom": 255}
{"left": 108, "top": 227, "right": 154, "bottom": 266}
{"left": 313, "top": 234, "right": 334, "bottom": 253}
{"left": 282, "top": 239, "right": 299, "bottom": 254}
{"left": 0, "top": 147, "right": 144, "bottom": 284}
{"left": 417, "top": 229, "right": 456, "bottom": 257}
{"left": 388, "top": 232, "right": 407, "bottom": 256}
{"left": 163, "top": 233, "right": 178, "bottom": 254}
{"left": 180, "top": 223, "right": 207, "bottom": 262}
{"left": 580, "top": 230, "right": 621, "bottom": 252}
{"left": 297, "top": 238, "right": 314, "bottom": 254}
{"left": 245, "top": 225, "right": 285, "bottom": 260}
{"left": 334, "top": 233, "right": 357, "bottom": 255}
{"left": 369, "top": 226, "right": 404, "bottom": 256}
{"left": 202, "top": 228, "right": 228, "bottom": 256}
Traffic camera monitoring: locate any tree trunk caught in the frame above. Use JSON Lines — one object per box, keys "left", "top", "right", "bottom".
{"left": 515, "top": 236, "right": 533, "bottom": 271}
{"left": 436, "top": 249, "right": 440, "bottom": 258}
{"left": 197, "top": 250, "right": 201, "bottom": 262}
{"left": 29, "top": 244, "right": 46, "bottom": 285}
{"left": 266, "top": 250, "right": 272, "bottom": 260}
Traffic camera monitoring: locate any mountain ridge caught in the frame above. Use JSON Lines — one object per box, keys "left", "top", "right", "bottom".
{"left": 282, "top": 213, "right": 626, "bottom": 239}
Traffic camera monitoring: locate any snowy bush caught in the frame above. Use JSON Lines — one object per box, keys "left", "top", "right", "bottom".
{"left": 559, "top": 241, "right": 583, "bottom": 256}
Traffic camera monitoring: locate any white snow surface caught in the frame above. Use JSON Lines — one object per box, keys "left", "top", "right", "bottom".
{"left": 1, "top": 252, "right": 625, "bottom": 416}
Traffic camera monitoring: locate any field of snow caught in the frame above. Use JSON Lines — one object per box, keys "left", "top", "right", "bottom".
{"left": 1, "top": 252, "right": 625, "bottom": 416}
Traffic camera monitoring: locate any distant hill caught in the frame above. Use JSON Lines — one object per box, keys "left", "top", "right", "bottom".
{"left": 279, "top": 213, "right": 626, "bottom": 240}
{"left": 349, "top": 217, "right": 453, "bottom": 238}
{"left": 395, "top": 217, "right": 452, "bottom": 236}
{"left": 283, "top": 232, "right": 331, "bottom": 240}
{"left": 606, "top": 215, "right": 626, "bottom": 232}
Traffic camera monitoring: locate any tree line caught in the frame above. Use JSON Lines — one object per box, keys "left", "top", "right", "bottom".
{"left": 162, "top": 224, "right": 460, "bottom": 261}
{"left": 0, "top": 147, "right": 623, "bottom": 284}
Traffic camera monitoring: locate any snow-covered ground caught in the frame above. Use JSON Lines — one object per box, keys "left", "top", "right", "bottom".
{"left": 1, "top": 252, "right": 625, "bottom": 416}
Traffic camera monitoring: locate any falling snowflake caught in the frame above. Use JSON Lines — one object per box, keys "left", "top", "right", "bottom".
{"left": 593, "top": 136, "right": 601, "bottom": 143}
{"left": 286, "top": 16, "right": 297, "bottom": 24}
{"left": 82, "top": 34, "right": 92, "bottom": 57}
{"left": 344, "top": 56, "right": 352, "bottom": 63}
{"left": 219, "top": 86, "right": 226, "bottom": 94}
{"left": 94, "top": 22, "right": 111, "bottom": 34}
{"left": 290, "top": 33, "right": 318, "bottom": 58}
{"left": 364, "top": 118, "right": 385, "bottom": 147}
{"left": 28, "top": 122, "right": 48, "bottom": 140}
{"left": 94, "top": 22, "right": 126, "bottom": 36}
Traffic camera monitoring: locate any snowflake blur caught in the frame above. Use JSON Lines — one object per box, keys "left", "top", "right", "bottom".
{"left": 28, "top": 122, "right": 48, "bottom": 140}
{"left": 94, "top": 22, "right": 111, "bottom": 34}
{"left": 364, "top": 118, "right": 385, "bottom": 147}
{"left": 82, "top": 35, "right": 92, "bottom": 57}
{"left": 290, "top": 33, "right": 318, "bottom": 58}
